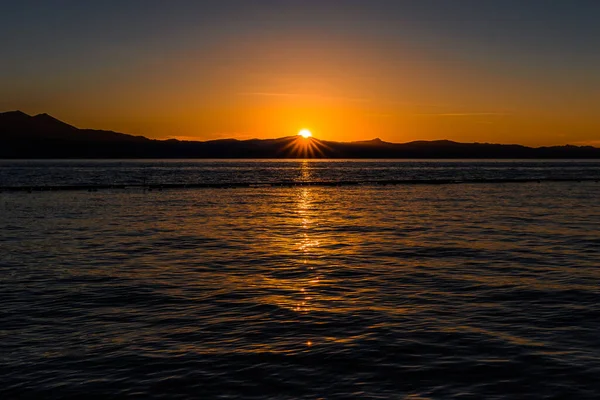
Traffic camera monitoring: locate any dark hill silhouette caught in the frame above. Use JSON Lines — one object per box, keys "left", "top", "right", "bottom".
{"left": 32, "top": 113, "right": 78, "bottom": 131}
{"left": 1, "top": 110, "right": 599, "bottom": 159}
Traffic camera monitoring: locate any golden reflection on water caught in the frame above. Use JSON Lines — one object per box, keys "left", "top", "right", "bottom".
{"left": 298, "top": 160, "right": 312, "bottom": 182}
{"left": 292, "top": 184, "right": 320, "bottom": 313}
{"left": 253, "top": 162, "right": 325, "bottom": 318}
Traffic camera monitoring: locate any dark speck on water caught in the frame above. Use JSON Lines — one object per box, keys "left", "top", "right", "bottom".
{"left": 1, "top": 160, "right": 599, "bottom": 399}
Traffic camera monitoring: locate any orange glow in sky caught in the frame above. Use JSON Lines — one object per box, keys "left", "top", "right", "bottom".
{"left": 2, "top": 2, "right": 599, "bottom": 147}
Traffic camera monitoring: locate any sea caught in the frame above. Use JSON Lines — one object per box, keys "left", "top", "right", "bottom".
{"left": 1, "top": 160, "right": 599, "bottom": 399}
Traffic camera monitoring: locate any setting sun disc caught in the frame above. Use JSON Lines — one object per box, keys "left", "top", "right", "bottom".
{"left": 299, "top": 129, "right": 312, "bottom": 138}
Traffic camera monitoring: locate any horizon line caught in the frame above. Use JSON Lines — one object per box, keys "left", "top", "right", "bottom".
{"left": 1, "top": 110, "right": 599, "bottom": 148}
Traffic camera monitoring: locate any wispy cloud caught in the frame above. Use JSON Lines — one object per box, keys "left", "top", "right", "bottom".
{"left": 238, "top": 92, "right": 370, "bottom": 102}
{"left": 165, "top": 135, "right": 202, "bottom": 141}
{"left": 571, "top": 140, "right": 600, "bottom": 147}
{"left": 238, "top": 92, "right": 298, "bottom": 97}
{"left": 419, "top": 112, "right": 509, "bottom": 117}
{"left": 167, "top": 132, "right": 256, "bottom": 141}
{"left": 365, "top": 112, "right": 394, "bottom": 118}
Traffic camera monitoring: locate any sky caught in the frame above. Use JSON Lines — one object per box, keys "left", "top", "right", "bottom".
{"left": 1, "top": 0, "right": 599, "bottom": 145}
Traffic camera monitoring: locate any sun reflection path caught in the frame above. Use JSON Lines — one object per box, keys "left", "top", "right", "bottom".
{"left": 255, "top": 183, "right": 329, "bottom": 351}
{"left": 292, "top": 187, "right": 321, "bottom": 313}
{"left": 299, "top": 160, "right": 312, "bottom": 182}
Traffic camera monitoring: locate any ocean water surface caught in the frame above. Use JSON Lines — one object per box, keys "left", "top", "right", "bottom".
{"left": 1, "top": 159, "right": 600, "bottom": 188}
{"left": 1, "top": 160, "right": 599, "bottom": 399}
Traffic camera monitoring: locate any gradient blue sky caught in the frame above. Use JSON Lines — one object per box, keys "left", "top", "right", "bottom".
{"left": 1, "top": 0, "right": 599, "bottom": 144}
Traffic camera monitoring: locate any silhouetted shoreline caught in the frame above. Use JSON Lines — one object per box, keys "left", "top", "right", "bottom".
{"left": 2, "top": 111, "right": 600, "bottom": 159}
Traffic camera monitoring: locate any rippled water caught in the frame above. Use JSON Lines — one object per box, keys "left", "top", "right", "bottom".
{"left": 1, "top": 161, "right": 600, "bottom": 399}
{"left": 1, "top": 159, "right": 600, "bottom": 187}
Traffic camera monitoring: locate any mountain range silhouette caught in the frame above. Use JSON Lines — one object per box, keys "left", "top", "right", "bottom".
{"left": 1, "top": 111, "right": 599, "bottom": 159}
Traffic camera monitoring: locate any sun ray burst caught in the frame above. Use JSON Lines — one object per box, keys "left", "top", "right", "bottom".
{"left": 278, "top": 134, "right": 333, "bottom": 158}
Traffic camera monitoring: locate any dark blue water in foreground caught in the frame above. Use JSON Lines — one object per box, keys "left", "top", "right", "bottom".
{"left": 1, "top": 161, "right": 599, "bottom": 399}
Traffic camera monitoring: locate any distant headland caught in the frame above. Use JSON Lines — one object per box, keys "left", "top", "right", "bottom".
{"left": 1, "top": 111, "right": 599, "bottom": 159}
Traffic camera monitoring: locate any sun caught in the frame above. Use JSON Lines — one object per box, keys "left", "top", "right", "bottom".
{"left": 298, "top": 129, "right": 312, "bottom": 139}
